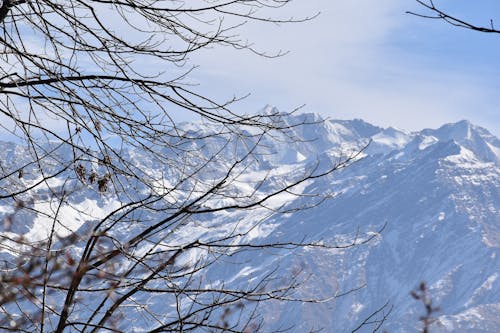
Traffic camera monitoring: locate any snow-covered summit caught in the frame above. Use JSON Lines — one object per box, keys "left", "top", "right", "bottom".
{"left": 0, "top": 110, "right": 498, "bottom": 332}
{"left": 419, "top": 120, "right": 500, "bottom": 164}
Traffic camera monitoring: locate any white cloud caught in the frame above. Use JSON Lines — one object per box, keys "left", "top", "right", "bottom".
{"left": 187, "top": 0, "right": 500, "bottom": 135}
{"left": 1, "top": 1, "right": 498, "bottom": 137}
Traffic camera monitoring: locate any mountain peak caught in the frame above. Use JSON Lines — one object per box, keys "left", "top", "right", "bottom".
{"left": 420, "top": 120, "right": 499, "bottom": 164}
{"left": 260, "top": 104, "right": 280, "bottom": 116}
{"left": 429, "top": 120, "right": 474, "bottom": 141}
{"left": 1, "top": 111, "right": 499, "bottom": 332}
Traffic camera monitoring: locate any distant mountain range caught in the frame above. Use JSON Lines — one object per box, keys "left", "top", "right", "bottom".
{"left": 1, "top": 108, "right": 498, "bottom": 332}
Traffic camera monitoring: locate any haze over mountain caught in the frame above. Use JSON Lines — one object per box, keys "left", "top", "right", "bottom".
{"left": 1, "top": 107, "right": 498, "bottom": 332}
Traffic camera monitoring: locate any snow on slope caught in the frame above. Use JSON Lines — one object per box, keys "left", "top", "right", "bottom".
{"left": 0, "top": 111, "right": 498, "bottom": 332}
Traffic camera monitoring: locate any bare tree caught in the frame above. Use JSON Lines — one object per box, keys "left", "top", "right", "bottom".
{"left": 411, "top": 282, "right": 440, "bottom": 333}
{"left": 409, "top": 0, "right": 500, "bottom": 34}
{"left": 0, "top": 1, "right": 382, "bottom": 332}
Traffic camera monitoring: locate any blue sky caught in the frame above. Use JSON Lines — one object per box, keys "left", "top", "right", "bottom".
{"left": 188, "top": 0, "right": 500, "bottom": 136}
{"left": 1, "top": 1, "right": 498, "bottom": 139}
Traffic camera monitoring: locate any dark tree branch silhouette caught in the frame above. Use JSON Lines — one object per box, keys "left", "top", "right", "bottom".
{"left": 411, "top": 282, "right": 440, "bottom": 333}
{"left": 0, "top": 1, "right": 383, "bottom": 332}
{"left": 409, "top": 0, "right": 500, "bottom": 34}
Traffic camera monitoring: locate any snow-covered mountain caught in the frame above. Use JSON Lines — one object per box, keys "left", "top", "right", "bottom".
{"left": 0, "top": 109, "right": 498, "bottom": 332}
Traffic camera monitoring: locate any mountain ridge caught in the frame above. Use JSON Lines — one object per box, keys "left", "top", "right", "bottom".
{"left": 0, "top": 111, "right": 498, "bottom": 332}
